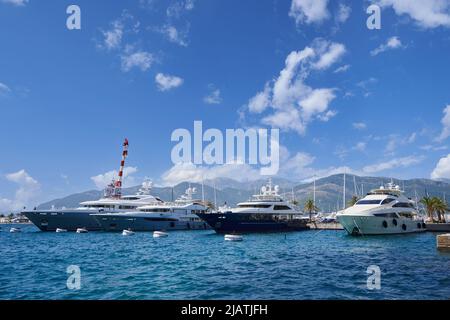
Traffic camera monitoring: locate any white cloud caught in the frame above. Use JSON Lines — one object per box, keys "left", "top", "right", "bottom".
{"left": 166, "top": 0, "right": 195, "bottom": 18}
{"left": 317, "top": 109, "right": 337, "bottom": 122}
{"left": 313, "top": 43, "right": 346, "bottom": 70}
{"left": 370, "top": 36, "right": 403, "bottom": 56}
{"left": 437, "top": 105, "right": 450, "bottom": 142}
{"left": 248, "top": 83, "right": 271, "bottom": 113}
{"left": 431, "top": 154, "right": 450, "bottom": 180}
{"left": 0, "top": 82, "right": 11, "bottom": 95}
{"left": 385, "top": 133, "right": 418, "bottom": 154}
{"left": 246, "top": 39, "right": 344, "bottom": 135}
{"left": 336, "top": 3, "right": 351, "bottom": 23}
{"left": 159, "top": 24, "right": 188, "bottom": 47}
{"left": 1, "top": 0, "right": 28, "bottom": 6}
{"left": 161, "top": 162, "right": 261, "bottom": 186}
{"left": 334, "top": 64, "right": 350, "bottom": 73}
{"left": 352, "top": 122, "right": 367, "bottom": 130}
{"left": 362, "top": 156, "right": 425, "bottom": 174}
{"left": 356, "top": 77, "right": 378, "bottom": 97}
{"left": 102, "top": 20, "right": 124, "bottom": 50}
{"left": 91, "top": 166, "right": 138, "bottom": 189}
{"left": 160, "top": 151, "right": 360, "bottom": 186}
{"left": 300, "top": 89, "right": 336, "bottom": 120}
{"left": 99, "top": 12, "right": 138, "bottom": 51}
{"left": 353, "top": 142, "right": 367, "bottom": 152}
{"left": 0, "top": 170, "right": 40, "bottom": 212}
{"left": 155, "top": 73, "right": 184, "bottom": 91}
{"left": 203, "top": 85, "right": 222, "bottom": 104}
{"left": 289, "top": 0, "right": 329, "bottom": 25}
{"left": 377, "top": 0, "right": 450, "bottom": 29}
{"left": 121, "top": 46, "right": 153, "bottom": 72}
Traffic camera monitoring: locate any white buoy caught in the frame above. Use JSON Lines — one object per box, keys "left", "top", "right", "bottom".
{"left": 224, "top": 234, "right": 243, "bottom": 241}
{"left": 10, "top": 227, "right": 22, "bottom": 233}
{"left": 56, "top": 228, "right": 67, "bottom": 233}
{"left": 153, "top": 231, "right": 169, "bottom": 238}
{"left": 122, "top": 229, "right": 135, "bottom": 236}
{"left": 76, "top": 228, "right": 88, "bottom": 234}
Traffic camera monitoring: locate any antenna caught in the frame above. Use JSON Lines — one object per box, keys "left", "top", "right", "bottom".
{"left": 113, "top": 138, "right": 129, "bottom": 198}
{"left": 214, "top": 180, "right": 217, "bottom": 209}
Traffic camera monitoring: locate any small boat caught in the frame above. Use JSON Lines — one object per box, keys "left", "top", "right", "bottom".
{"left": 76, "top": 228, "right": 88, "bottom": 234}
{"left": 10, "top": 227, "right": 22, "bottom": 233}
{"left": 56, "top": 228, "right": 67, "bottom": 233}
{"left": 122, "top": 229, "right": 135, "bottom": 236}
{"left": 224, "top": 234, "right": 243, "bottom": 241}
{"left": 153, "top": 231, "right": 169, "bottom": 238}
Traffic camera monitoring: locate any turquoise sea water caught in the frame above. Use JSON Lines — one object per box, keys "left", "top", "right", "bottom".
{"left": 0, "top": 224, "right": 449, "bottom": 300}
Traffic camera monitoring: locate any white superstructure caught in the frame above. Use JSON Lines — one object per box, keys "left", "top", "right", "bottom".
{"left": 337, "top": 181, "right": 426, "bottom": 236}
{"left": 92, "top": 186, "right": 210, "bottom": 231}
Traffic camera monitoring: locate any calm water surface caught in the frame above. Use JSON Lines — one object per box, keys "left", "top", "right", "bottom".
{"left": 0, "top": 224, "right": 449, "bottom": 300}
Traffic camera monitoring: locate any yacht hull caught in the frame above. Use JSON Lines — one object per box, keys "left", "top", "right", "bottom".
{"left": 338, "top": 215, "right": 426, "bottom": 236}
{"left": 197, "top": 213, "right": 309, "bottom": 234}
{"left": 92, "top": 215, "right": 210, "bottom": 232}
{"left": 23, "top": 210, "right": 102, "bottom": 232}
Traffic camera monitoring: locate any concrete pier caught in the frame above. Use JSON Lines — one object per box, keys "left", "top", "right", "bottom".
{"left": 426, "top": 223, "right": 450, "bottom": 232}
{"left": 437, "top": 234, "right": 450, "bottom": 251}
{"left": 308, "top": 222, "right": 344, "bottom": 230}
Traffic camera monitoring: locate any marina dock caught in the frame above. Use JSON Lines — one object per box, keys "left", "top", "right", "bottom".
{"left": 426, "top": 223, "right": 450, "bottom": 232}
{"left": 308, "top": 222, "right": 344, "bottom": 230}
{"left": 437, "top": 234, "right": 450, "bottom": 251}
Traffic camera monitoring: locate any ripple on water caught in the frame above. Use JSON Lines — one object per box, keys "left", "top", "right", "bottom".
{"left": 0, "top": 225, "right": 449, "bottom": 300}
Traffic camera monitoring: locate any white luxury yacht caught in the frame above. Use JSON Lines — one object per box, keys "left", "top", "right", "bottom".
{"left": 337, "top": 181, "right": 426, "bottom": 236}
{"left": 92, "top": 186, "right": 210, "bottom": 231}
{"left": 23, "top": 180, "right": 163, "bottom": 231}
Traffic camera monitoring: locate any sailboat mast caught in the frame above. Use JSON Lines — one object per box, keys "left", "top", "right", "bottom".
{"left": 313, "top": 175, "right": 316, "bottom": 206}
{"left": 214, "top": 181, "right": 217, "bottom": 209}
{"left": 343, "top": 171, "right": 346, "bottom": 210}
{"left": 201, "top": 179, "right": 205, "bottom": 203}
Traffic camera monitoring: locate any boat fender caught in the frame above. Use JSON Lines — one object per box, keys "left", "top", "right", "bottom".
{"left": 417, "top": 223, "right": 421, "bottom": 229}
{"left": 402, "top": 224, "right": 407, "bottom": 231}
{"left": 422, "top": 223, "right": 426, "bottom": 229}
{"left": 392, "top": 219, "right": 398, "bottom": 226}
{"left": 382, "top": 220, "right": 388, "bottom": 228}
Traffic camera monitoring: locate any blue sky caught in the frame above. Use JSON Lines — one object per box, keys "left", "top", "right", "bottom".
{"left": 1, "top": 0, "right": 450, "bottom": 211}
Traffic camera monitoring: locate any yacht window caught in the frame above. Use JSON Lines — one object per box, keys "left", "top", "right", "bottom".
{"left": 122, "top": 197, "right": 139, "bottom": 200}
{"left": 143, "top": 208, "right": 170, "bottom": 212}
{"left": 118, "top": 205, "right": 137, "bottom": 210}
{"left": 273, "top": 205, "right": 292, "bottom": 210}
{"left": 238, "top": 204, "right": 272, "bottom": 209}
{"left": 373, "top": 212, "right": 398, "bottom": 218}
{"left": 393, "top": 203, "right": 414, "bottom": 208}
{"left": 398, "top": 212, "right": 414, "bottom": 218}
{"left": 381, "top": 198, "right": 395, "bottom": 205}
{"left": 356, "top": 200, "right": 382, "bottom": 205}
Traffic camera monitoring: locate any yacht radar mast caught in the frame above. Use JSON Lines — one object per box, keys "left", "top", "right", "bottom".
{"left": 112, "top": 138, "right": 129, "bottom": 198}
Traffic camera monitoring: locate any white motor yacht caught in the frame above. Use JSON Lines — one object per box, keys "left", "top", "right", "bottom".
{"left": 337, "top": 181, "right": 426, "bottom": 236}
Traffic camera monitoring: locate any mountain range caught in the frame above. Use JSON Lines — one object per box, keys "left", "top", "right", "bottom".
{"left": 37, "top": 174, "right": 450, "bottom": 212}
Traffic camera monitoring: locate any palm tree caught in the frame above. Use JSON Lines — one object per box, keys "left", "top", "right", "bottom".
{"left": 420, "top": 196, "right": 436, "bottom": 222}
{"left": 348, "top": 195, "right": 359, "bottom": 207}
{"left": 304, "top": 199, "right": 319, "bottom": 222}
{"left": 433, "top": 197, "right": 449, "bottom": 223}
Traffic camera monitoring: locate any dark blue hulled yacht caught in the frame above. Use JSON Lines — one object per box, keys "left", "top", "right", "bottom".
{"left": 197, "top": 180, "right": 309, "bottom": 233}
